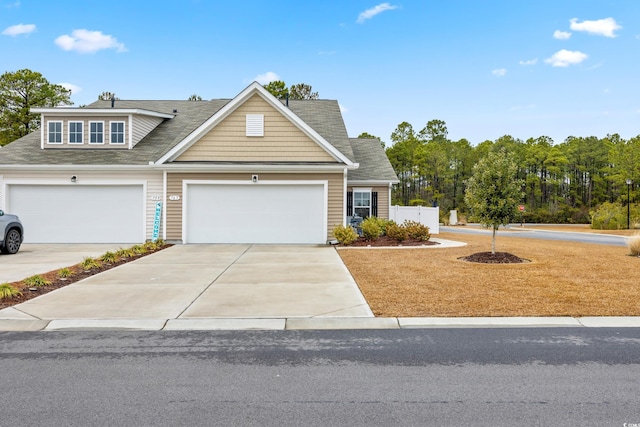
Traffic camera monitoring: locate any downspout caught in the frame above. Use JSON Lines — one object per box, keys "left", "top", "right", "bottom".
{"left": 343, "top": 168, "right": 348, "bottom": 226}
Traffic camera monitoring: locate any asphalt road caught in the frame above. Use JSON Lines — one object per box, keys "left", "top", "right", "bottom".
{"left": 442, "top": 225, "right": 629, "bottom": 246}
{"left": 1, "top": 329, "right": 639, "bottom": 426}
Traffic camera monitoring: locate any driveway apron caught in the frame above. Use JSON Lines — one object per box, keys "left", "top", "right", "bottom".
{"left": 5, "top": 245, "right": 373, "bottom": 320}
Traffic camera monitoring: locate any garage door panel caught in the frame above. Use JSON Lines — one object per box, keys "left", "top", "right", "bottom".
{"left": 8, "top": 185, "right": 144, "bottom": 244}
{"left": 186, "top": 184, "right": 325, "bottom": 244}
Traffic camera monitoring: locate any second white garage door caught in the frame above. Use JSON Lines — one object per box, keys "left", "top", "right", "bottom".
{"left": 184, "top": 182, "right": 326, "bottom": 244}
{"left": 7, "top": 184, "right": 145, "bottom": 244}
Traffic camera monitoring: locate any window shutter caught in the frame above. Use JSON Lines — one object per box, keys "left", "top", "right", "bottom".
{"left": 347, "top": 191, "right": 353, "bottom": 216}
{"left": 372, "top": 192, "right": 378, "bottom": 217}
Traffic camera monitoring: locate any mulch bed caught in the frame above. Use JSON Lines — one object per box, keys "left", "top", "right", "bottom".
{"left": 342, "top": 235, "right": 438, "bottom": 247}
{"left": 0, "top": 245, "right": 172, "bottom": 309}
{"left": 460, "top": 251, "right": 527, "bottom": 264}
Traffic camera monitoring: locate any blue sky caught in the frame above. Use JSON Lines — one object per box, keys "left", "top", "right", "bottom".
{"left": 2, "top": 0, "right": 639, "bottom": 145}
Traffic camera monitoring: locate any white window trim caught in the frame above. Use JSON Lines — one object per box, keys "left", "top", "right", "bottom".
{"left": 68, "top": 121, "right": 83, "bottom": 144}
{"left": 109, "top": 121, "right": 126, "bottom": 145}
{"left": 47, "top": 121, "right": 63, "bottom": 145}
{"left": 246, "top": 114, "right": 264, "bottom": 137}
{"left": 352, "top": 187, "right": 372, "bottom": 217}
{"left": 89, "top": 121, "right": 105, "bottom": 145}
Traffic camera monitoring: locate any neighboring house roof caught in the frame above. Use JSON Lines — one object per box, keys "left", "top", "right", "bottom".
{"left": 347, "top": 138, "right": 399, "bottom": 184}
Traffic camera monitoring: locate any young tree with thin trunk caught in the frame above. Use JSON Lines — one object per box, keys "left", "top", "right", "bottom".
{"left": 464, "top": 148, "right": 524, "bottom": 254}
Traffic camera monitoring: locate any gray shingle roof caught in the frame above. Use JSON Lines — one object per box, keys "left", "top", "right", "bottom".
{"left": 347, "top": 138, "right": 399, "bottom": 183}
{"left": 0, "top": 98, "right": 356, "bottom": 166}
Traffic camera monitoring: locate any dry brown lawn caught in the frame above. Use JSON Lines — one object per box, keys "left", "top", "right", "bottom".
{"left": 338, "top": 232, "right": 640, "bottom": 317}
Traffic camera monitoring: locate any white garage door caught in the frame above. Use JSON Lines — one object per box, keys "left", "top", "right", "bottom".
{"left": 185, "top": 182, "right": 326, "bottom": 244}
{"left": 8, "top": 184, "right": 145, "bottom": 243}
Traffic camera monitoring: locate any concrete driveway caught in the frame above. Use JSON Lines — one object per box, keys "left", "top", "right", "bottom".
{"left": 1, "top": 244, "right": 373, "bottom": 323}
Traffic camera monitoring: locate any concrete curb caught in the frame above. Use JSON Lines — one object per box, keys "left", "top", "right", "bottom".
{"left": 2, "top": 316, "right": 640, "bottom": 332}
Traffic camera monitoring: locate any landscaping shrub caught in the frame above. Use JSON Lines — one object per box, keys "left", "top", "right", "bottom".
{"left": 403, "top": 220, "right": 430, "bottom": 241}
{"left": 80, "top": 257, "right": 101, "bottom": 271}
{"left": 374, "top": 217, "right": 391, "bottom": 235}
{"left": 116, "top": 248, "right": 136, "bottom": 258}
{"left": 361, "top": 217, "right": 382, "bottom": 241}
{"left": 386, "top": 221, "right": 408, "bottom": 242}
{"left": 131, "top": 244, "right": 147, "bottom": 255}
{"left": 333, "top": 224, "right": 358, "bottom": 245}
{"left": 0, "top": 283, "right": 21, "bottom": 299}
{"left": 58, "top": 267, "right": 72, "bottom": 278}
{"left": 24, "top": 275, "right": 50, "bottom": 288}
{"left": 628, "top": 233, "right": 640, "bottom": 256}
{"left": 100, "top": 251, "right": 119, "bottom": 263}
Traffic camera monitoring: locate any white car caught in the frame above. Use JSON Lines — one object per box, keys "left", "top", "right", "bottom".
{"left": 0, "top": 210, "right": 23, "bottom": 254}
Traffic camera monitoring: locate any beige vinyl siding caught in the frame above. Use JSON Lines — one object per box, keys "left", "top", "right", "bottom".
{"left": 348, "top": 185, "right": 390, "bottom": 219}
{"left": 165, "top": 172, "right": 343, "bottom": 242}
{"left": 176, "top": 94, "right": 337, "bottom": 162}
{"left": 42, "top": 115, "right": 129, "bottom": 149}
{"left": 0, "top": 170, "right": 162, "bottom": 240}
{"left": 132, "top": 115, "right": 164, "bottom": 146}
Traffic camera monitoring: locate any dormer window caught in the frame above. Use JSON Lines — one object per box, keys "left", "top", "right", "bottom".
{"left": 90, "top": 121, "right": 104, "bottom": 144}
{"left": 110, "top": 121, "right": 125, "bottom": 144}
{"left": 69, "top": 121, "right": 83, "bottom": 144}
{"left": 47, "top": 121, "right": 62, "bottom": 144}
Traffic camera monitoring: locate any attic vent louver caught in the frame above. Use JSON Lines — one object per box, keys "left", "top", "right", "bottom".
{"left": 246, "top": 114, "right": 264, "bottom": 137}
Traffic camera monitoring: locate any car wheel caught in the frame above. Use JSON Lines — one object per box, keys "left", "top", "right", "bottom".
{"left": 2, "top": 229, "right": 22, "bottom": 254}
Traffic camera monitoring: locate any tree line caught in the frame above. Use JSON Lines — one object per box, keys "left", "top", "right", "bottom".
{"left": 384, "top": 120, "right": 639, "bottom": 223}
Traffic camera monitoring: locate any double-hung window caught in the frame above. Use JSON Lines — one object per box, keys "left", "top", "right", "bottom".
{"left": 47, "top": 121, "right": 62, "bottom": 144}
{"left": 353, "top": 189, "right": 372, "bottom": 218}
{"left": 68, "top": 121, "right": 83, "bottom": 144}
{"left": 89, "top": 121, "right": 104, "bottom": 144}
{"left": 110, "top": 121, "right": 125, "bottom": 144}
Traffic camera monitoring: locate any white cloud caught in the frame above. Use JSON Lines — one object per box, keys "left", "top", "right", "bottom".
{"left": 519, "top": 58, "right": 538, "bottom": 66}
{"left": 339, "top": 103, "right": 348, "bottom": 113}
{"left": 492, "top": 68, "right": 507, "bottom": 77}
{"left": 2, "top": 23, "right": 35, "bottom": 36}
{"left": 59, "top": 82, "right": 81, "bottom": 95}
{"left": 553, "top": 30, "right": 571, "bottom": 40}
{"left": 55, "top": 29, "right": 126, "bottom": 53}
{"left": 5, "top": 1, "right": 20, "bottom": 8}
{"left": 569, "top": 17, "right": 621, "bottom": 38}
{"left": 357, "top": 3, "right": 398, "bottom": 24}
{"left": 544, "top": 49, "right": 588, "bottom": 67}
{"left": 254, "top": 71, "right": 280, "bottom": 84}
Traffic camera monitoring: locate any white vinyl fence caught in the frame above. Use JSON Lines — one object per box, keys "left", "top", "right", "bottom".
{"left": 389, "top": 206, "right": 440, "bottom": 234}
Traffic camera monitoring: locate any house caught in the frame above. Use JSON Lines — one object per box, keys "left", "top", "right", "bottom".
{"left": 0, "top": 82, "right": 398, "bottom": 244}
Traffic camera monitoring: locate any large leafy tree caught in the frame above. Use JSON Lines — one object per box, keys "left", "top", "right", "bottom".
{"left": 464, "top": 149, "right": 524, "bottom": 254}
{"left": 288, "top": 83, "right": 318, "bottom": 100}
{"left": 263, "top": 81, "right": 319, "bottom": 100}
{"left": 0, "top": 69, "right": 73, "bottom": 146}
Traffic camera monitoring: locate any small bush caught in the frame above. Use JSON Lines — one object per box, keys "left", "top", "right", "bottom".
{"left": 24, "top": 275, "right": 50, "bottom": 288}
{"left": 403, "top": 220, "right": 431, "bottom": 241}
{"left": 131, "top": 244, "right": 147, "bottom": 255}
{"left": 80, "top": 257, "right": 101, "bottom": 271}
{"left": 116, "top": 248, "right": 135, "bottom": 258}
{"left": 628, "top": 233, "right": 640, "bottom": 256}
{"left": 361, "top": 217, "right": 382, "bottom": 241}
{"left": 386, "top": 221, "right": 408, "bottom": 242}
{"left": 333, "top": 224, "right": 358, "bottom": 245}
{"left": 58, "top": 267, "right": 73, "bottom": 278}
{"left": 100, "top": 251, "right": 119, "bottom": 263}
{"left": 374, "top": 217, "right": 391, "bottom": 236}
{"left": 0, "top": 283, "right": 22, "bottom": 299}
